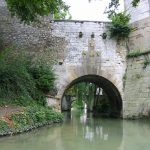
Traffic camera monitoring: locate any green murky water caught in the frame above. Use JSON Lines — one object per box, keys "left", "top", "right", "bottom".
{"left": 0, "top": 110, "right": 150, "bottom": 150}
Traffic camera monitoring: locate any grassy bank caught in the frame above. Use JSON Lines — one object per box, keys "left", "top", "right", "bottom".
{"left": 0, "top": 105, "right": 63, "bottom": 136}
{"left": 0, "top": 48, "right": 63, "bottom": 136}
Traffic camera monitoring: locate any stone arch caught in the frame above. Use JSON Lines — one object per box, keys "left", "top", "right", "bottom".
{"left": 60, "top": 74, "right": 122, "bottom": 117}
{"left": 55, "top": 64, "right": 124, "bottom": 99}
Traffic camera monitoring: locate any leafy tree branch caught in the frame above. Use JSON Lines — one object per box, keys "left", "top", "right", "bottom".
{"left": 5, "top": 0, "right": 71, "bottom": 24}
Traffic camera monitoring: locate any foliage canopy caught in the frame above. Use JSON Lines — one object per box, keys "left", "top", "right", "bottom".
{"left": 6, "top": 0, "right": 71, "bottom": 24}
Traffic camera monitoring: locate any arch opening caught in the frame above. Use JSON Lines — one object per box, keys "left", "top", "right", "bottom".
{"left": 61, "top": 75, "right": 122, "bottom": 118}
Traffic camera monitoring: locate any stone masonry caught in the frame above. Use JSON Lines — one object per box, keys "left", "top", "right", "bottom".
{"left": 124, "top": 54, "right": 150, "bottom": 118}
{"left": 51, "top": 21, "right": 127, "bottom": 103}
{"left": 0, "top": 0, "right": 127, "bottom": 116}
{"left": 1, "top": 0, "right": 150, "bottom": 118}
{"left": 123, "top": 0, "right": 150, "bottom": 118}
{"left": 124, "top": 0, "right": 150, "bottom": 23}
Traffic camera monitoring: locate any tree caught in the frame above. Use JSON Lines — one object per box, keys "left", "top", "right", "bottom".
{"left": 5, "top": 0, "right": 71, "bottom": 24}
{"left": 105, "top": 0, "right": 140, "bottom": 18}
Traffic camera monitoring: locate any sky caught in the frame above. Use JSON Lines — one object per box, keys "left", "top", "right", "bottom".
{"left": 64, "top": 0, "right": 124, "bottom": 21}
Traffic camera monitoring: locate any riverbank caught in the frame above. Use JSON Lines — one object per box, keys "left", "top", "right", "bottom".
{"left": 0, "top": 105, "right": 63, "bottom": 136}
{"left": 0, "top": 48, "right": 63, "bottom": 136}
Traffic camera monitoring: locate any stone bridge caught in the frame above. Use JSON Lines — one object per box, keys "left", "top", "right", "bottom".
{"left": 1, "top": 0, "right": 150, "bottom": 118}
{"left": 0, "top": 0, "right": 126, "bottom": 117}
{"left": 49, "top": 21, "right": 127, "bottom": 117}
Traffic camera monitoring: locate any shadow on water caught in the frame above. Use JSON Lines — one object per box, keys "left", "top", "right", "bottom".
{"left": 1, "top": 110, "right": 150, "bottom": 150}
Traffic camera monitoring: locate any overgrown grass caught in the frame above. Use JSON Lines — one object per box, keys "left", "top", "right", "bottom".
{"left": 0, "top": 105, "right": 63, "bottom": 136}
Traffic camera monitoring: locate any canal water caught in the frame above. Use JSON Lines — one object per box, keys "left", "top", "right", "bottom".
{"left": 0, "top": 110, "right": 150, "bottom": 150}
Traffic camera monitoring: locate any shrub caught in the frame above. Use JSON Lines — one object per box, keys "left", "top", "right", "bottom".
{"left": 11, "top": 105, "right": 63, "bottom": 129}
{"left": 0, "top": 105, "right": 63, "bottom": 136}
{"left": 0, "top": 50, "right": 35, "bottom": 100}
{"left": 25, "top": 106, "right": 63, "bottom": 123}
{"left": 109, "top": 11, "right": 132, "bottom": 39}
{"left": 29, "top": 64, "right": 55, "bottom": 93}
{"left": 0, "top": 120, "right": 9, "bottom": 131}
{"left": 0, "top": 48, "right": 55, "bottom": 106}
{"left": 11, "top": 112, "right": 29, "bottom": 128}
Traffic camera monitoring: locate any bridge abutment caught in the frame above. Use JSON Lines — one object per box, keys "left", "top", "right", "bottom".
{"left": 61, "top": 95, "right": 72, "bottom": 111}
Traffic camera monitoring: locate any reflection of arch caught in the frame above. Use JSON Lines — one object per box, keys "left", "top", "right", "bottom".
{"left": 61, "top": 75, "right": 122, "bottom": 117}
{"left": 61, "top": 111, "right": 123, "bottom": 149}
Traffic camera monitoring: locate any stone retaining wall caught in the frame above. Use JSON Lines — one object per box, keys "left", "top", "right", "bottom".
{"left": 123, "top": 16, "right": 150, "bottom": 119}
{"left": 124, "top": 54, "right": 150, "bottom": 118}
{"left": 125, "top": 0, "right": 150, "bottom": 23}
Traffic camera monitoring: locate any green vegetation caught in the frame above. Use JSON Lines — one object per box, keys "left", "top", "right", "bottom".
{"left": 65, "top": 82, "right": 110, "bottom": 115}
{"left": 105, "top": 0, "right": 140, "bottom": 19}
{"left": 0, "top": 120, "right": 10, "bottom": 136}
{"left": 6, "top": 0, "right": 71, "bottom": 24}
{"left": 127, "top": 50, "right": 141, "bottom": 58}
{"left": 105, "top": 0, "right": 140, "bottom": 17}
{"left": 108, "top": 12, "right": 132, "bottom": 39}
{"left": 29, "top": 64, "right": 55, "bottom": 94}
{"left": 127, "top": 50, "right": 150, "bottom": 69}
{"left": 131, "top": 0, "right": 140, "bottom": 7}
{"left": 0, "top": 106, "right": 63, "bottom": 136}
{"left": 6, "top": 0, "right": 140, "bottom": 24}
{"left": 143, "top": 58, "right": 150, "bottom": 69}
{"left": 66, "top": 82, "right": 95, "bottom": 111}
{"left": 105, "top": 0, "right": 140, "bottom": 40}
{"left": 0, "top": 48, "right": 55, "bottom": 106}
{"left": 0, "top": 48, "right": 63, "bottom": 136}
{"left": 127, "top": 50, "right": 150, "bottom": 58}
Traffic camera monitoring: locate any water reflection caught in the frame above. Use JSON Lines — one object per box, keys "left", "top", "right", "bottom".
{"left": 62, "top": 110, "right": 123, "bottom": 150}
{"left": 0, "top": 110, "right": 150, "bottom": 150}
{"left": 79, "top": 110, "right": 111, "bottom": 141}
